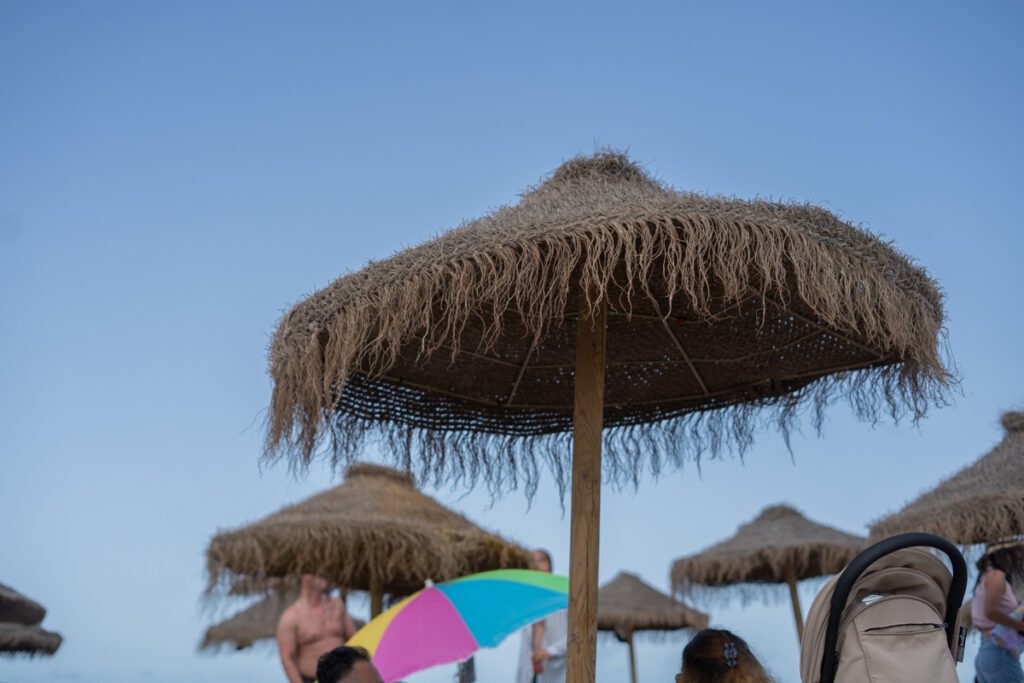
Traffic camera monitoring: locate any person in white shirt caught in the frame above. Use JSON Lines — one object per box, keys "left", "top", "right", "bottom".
{"left": 516, "top": 549, "right": 567, "bottom": 683}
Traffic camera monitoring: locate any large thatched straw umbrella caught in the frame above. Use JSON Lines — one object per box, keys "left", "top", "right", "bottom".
{"left": 0, "top": 584, "right": 62, "bottom": 657}
{"left": 598, "top": 572, "right": 708, "bottom": 683}
{"left": 264, "top": 153, "right": 950, "bottom": 682}
{"left": 206, "top": 462, "right": 530, "bottom": 616}
{"left": 671, "top": 505, "right": 864, "bottom": 641}
{"left": 869, "top": 410, "right": 1024, "bottom": 544}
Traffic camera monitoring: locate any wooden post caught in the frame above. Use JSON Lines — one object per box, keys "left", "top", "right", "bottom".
{"left": 566, "top": 287, "right": 607, "bottom": 683}
{"left": 369, "top": 575, "right": 384, "bottom": 618}
{"left": 785, "top": 561, "right": 804, "bottom": 643}
{"left": 626, "top": 629, "right": 638, "bottom": 683}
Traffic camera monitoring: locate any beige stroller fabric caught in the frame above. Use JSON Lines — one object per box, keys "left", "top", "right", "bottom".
{"left": 800, "top": 547, "right": 961, "bottom": 683}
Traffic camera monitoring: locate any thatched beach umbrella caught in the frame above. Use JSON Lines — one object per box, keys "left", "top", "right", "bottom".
{"left": 671, "top": 505, "right": 865, "bottom": 641}
{"left": 200, "top": 590, "right": 367, "bottom": 652}
{"left": 869, "top": 410, "right": 1024, "bottom": 544}
{"left": 0, "top": 583, "right": 62, "bottom": 657}
{"left": 200, "top": 590, "right": 297, "bottom": 652}
{"left": 598, "top": 572, "right": 708, "bottom": 683}
{"left": 0, "top": 584, "right": 46, "bottom": 627}
{"left": 206, "top": 462, "right": 530, "bottom": 616}
{"left": 264, "top": 153, "right": 949, "bottom": 682}
{"left": 0, "top": 624, "right": 62, "bottom": 657}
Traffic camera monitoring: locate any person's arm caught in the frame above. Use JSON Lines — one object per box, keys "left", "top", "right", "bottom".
{"left": 532, "top": 621, "right": 549, "bottom": 664}
{"left": 276, "top": 610, "right": 305, "bottom": 683}
{"left": 983, "top": 571, "right": 1024, "bottom": 632}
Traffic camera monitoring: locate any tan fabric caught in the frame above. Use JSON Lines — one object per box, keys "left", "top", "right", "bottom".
{"left": 801, "top": 548, "right": 959, "bottom": 683}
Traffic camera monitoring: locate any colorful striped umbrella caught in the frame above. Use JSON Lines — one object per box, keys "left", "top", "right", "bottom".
{"left": 347, "top": 569, "right": 568, "bottom": 682}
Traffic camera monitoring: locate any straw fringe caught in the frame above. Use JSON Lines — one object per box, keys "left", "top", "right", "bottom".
{"left": 266, "top": 153, "right": 952, "bottom": 495}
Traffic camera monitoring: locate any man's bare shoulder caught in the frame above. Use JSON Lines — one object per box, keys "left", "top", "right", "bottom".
{"left": 277, "top": 599, "right": 303, "bottom": 628}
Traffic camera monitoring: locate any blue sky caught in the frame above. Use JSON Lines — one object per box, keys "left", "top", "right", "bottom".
{"left": 1, "top": 2, "right": 1021, "bottom": 682}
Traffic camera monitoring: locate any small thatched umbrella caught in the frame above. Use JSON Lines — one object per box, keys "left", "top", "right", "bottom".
{"left": 671, "top": 505, "right": 865, "bottom": 641}
{"left": 201, "top": 590, "right": 297, "bottom": 652}
{"left": 0, "top": 624, "right": 62, "bottom": 657}
{"left": 206, "top": 462, "right": 530, "bottom": 616}
{"left": 0, "top": 584, "right": 62, "bottom": 657}
{"left": 264, "top": 153, "right": 950, "bottom": 682}
{"left": 598, "top": 572, "right": 708, "bottom": 683}
{"left": 869, "top": 410, "right": 1024, "bottom": 544}
{"left": 200, "top": 590, "right": 367, "bottom": 652}
{"left": 0, "top": 584, "right": 46, "bottom": 627}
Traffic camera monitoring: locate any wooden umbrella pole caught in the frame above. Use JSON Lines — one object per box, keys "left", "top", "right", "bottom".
{"left": 369, "top": 575, "right": 384, "bottom": 618}
{"left": 566, "top": 287, "right": 607, "bottom": 683}
{"left": 785, "top": 561, "right": 804, "bottom": 642}
{"left": 627, "top": 629, "right": 638, "bottom": 683}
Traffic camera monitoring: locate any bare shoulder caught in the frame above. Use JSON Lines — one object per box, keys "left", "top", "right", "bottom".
{"left": 277, "top": 601, "right": 300, "bottom": 630}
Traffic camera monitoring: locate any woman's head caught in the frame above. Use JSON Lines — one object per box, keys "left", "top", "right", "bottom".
{"left": 977, "top": 539, "right": 1024, "bottom": 583}
{"left": 676, "top": 629, "right": 774, "bottom": 683}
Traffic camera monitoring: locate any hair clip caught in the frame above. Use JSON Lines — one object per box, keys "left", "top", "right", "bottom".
{"left": 723, "top": 641, "right": 738, "bottom": 668}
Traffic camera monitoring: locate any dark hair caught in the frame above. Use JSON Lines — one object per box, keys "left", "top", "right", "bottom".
{"left": 976, "top": 544, "right": 1024, "bottom": 587}
{"left": 533, "top": 548, "right": 553, "bottom": 571}
{"left": 316, "top": 646, "right": 372, "bottom": 683}
{"left": 679, "top": 629, "right": 774, "bottom": 683}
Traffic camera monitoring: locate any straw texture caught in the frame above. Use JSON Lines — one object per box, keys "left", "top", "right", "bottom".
{"left": 0, "top": 623, "right": 62, "bottom": 657}
{"left": 671, "top": 505, "right": 865, "bottom": 597}
{"left": 0, "top": 584, "right": 45, "bottom": 626}
{"left": 266, "top": 152, "right": 950, "bottom": 495}
{"left": 869, "top": 410, "right": 1024, "bottom": 544}
{"left": 205, "top": 463, "right": 530, "bottom": 597}
{"left": 598, "top": 572, "right": 708, "bottom": 639}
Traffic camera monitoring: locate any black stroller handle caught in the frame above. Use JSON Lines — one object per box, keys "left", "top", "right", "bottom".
{"left": 818, "top": 532, "right": 968, "bottom": 683}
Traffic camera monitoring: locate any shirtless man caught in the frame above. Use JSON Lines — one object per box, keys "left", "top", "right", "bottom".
{"left": 277, "top": 575, "right": 359, "bottom": 683}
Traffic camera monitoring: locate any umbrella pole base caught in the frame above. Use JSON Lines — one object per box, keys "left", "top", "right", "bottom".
{"left": 566, "top": 289, "right": 606, "bottom": 683}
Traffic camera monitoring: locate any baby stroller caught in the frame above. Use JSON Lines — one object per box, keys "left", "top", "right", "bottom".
{"left": 800, "top": 533, "right": 968, "bottom": 683}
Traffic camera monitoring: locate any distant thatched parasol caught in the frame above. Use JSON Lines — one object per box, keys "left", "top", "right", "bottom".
{"left": 206, "top": 462, "right": 530, "bottom": 616}
{"left": 671, "top": 505, "right": 864, "bottom": 641}
{"left": 0, "top": 624, "right": 62, "bottom": 657}
{"left": 200, "top": 590, "right": 297, "bottom": 652}
{"left": 598, "top": 572, "right": 708, "bottom": 683}
{"left": 0, "top": 584, "right": 46, "bottom": 626}
{"left": 0, "top": 583, "right": 61, "bottom": 658}
{"left": 869, "top": 410, "right": 1024, "bottom": 545}
{"left": 200, "top": 590, "right": 366, "bottom": 652}
{"left": 263, "top": 153, "right": 950, "bottom": 682}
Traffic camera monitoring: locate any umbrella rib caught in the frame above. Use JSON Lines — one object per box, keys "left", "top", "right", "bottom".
{"left": 651, "top": 299, "right": 710, "bottom": 396}
{"left": 502, "top": 334, "right": 540, "bottom": 406}
{"left": 752, "top": 290, "right": 887, "bottom": 360}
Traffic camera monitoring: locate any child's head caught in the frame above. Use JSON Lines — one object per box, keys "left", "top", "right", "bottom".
{"left": 676, "top": 629, "right": 774, "bottom": 683}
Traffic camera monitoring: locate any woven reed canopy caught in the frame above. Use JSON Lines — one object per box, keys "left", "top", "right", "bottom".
{"left": 598, "top": 572, "right": 708, "bottom": 637}
{"left": 266, "top": 152, "right": 949, "bottom": 484}
{"left": 598, "top": 572, "right": 708, "bottom": 683}
{"left": 0, "top": 623, "right": 62, "bottom": 657}
{"left": 869, "top": 410, "right": 1024, "bottom": 544}
{"left": 205, "top": 463, "right": 530, "bottom": 602}
{"left": 671, "top": 505, "right": 864, "bottom": 640}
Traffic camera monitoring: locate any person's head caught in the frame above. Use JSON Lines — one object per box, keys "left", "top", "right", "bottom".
{"left": 531, "top": 549, "right": 552, "bottom": 573}
{"left": 316, "top": 646, "right": 383, "bottom": 683}
{"left": 977, "top": 539, "right": 1024, "bottom": 584}
{"left": 676, "top": 629, "right": 774, "bottom": 683}
{"left": 301, "top": 574, "right": 330, "bottom": 594}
